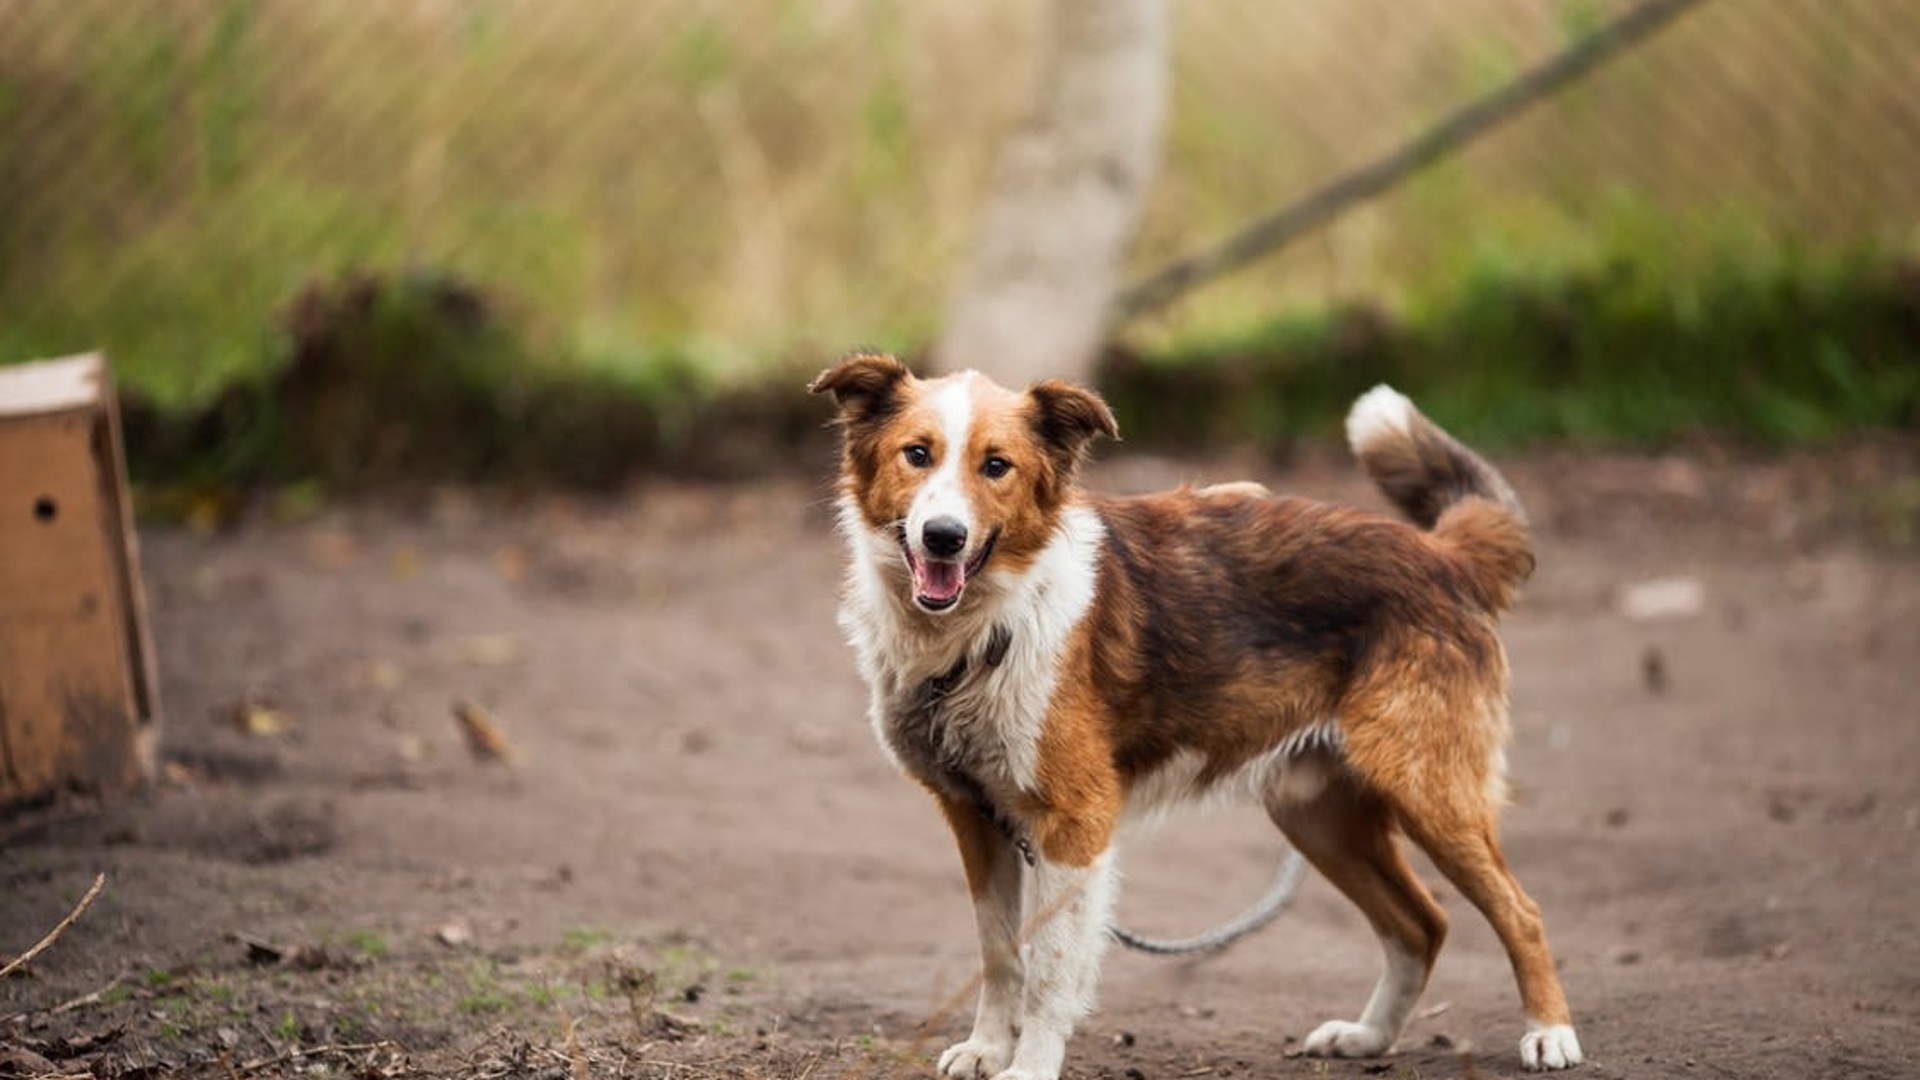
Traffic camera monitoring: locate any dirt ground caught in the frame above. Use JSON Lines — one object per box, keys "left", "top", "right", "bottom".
{"left": 4, "top": 445, "right": 1918, "bottom": 1080}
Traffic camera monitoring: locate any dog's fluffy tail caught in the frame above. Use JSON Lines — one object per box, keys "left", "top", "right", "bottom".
{"left": 1346, "top": 385, "right": 1533, "bottom": 612}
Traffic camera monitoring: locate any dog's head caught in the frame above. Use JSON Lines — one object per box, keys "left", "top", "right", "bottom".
{"left": 811, "top": 351, "right": 1116, "bottom": 615}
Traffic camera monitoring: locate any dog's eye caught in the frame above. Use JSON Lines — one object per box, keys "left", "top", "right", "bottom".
{"left": 981, "top": 456, "right": 1011, "bottom": 479}
{"left": 903, "top": 444, "right": 933, "bottom": 469}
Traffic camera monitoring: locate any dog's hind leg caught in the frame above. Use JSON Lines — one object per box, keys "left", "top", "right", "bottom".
{"left": 935, "top": 796, "right": 1027, "bottom": 1080}
{"left": 1264, "top": 749, "right": 1448, "bottom": 1060}
{"left": 1390, "top": 787, "right": 1583, "bottom": 1070}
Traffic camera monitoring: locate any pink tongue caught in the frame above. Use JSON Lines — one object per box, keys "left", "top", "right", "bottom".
{"left": 914, "top": 558, "right": 965, "bottom": 602}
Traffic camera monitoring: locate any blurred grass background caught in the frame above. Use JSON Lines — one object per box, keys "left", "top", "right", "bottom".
{"left": 1, "top": 0, "right": 1916, "bottom": 485}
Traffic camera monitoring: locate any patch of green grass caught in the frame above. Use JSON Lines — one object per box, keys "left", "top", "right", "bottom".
{"left": 2, "top": 5, "right": 1912, "bottom": 495}
{"left": 457, "top": 990, "right": 514, "bottom": 1015}
{"left": 561, "top": 928, "right": 614, "bottom": 955}
{"left": 29, "top": 229, "right": 1920, "bottom": 509}
{"left": 0, "top": 1, "right": 964, "bottom": 411}
{"left": 105, "top": 268, "right": 823, "bottom": 497}
{"left": 526, "top": 981, "right": 592, "bottom": 1009}
{"left": 655, "top": 943, "right": 717, "bottom": 992}
{"left": 332, "top": 1012, "right": 371, "bottom": 1040}
{"left": 345, "top": 928, "right": 391, "bottom": 958}
{"left": 456, "top": 962, "right": 517, "bottom": 1016}
{"left": 6, "top": 2, "right": 1914, "bottom": 433}
{"left": 1108, "top": 238, "right": 1920, "bottom": 452}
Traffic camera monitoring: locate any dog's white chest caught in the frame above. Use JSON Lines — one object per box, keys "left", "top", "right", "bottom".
{"left": 837, "top": 502, "right": 1106, "bottom": 812}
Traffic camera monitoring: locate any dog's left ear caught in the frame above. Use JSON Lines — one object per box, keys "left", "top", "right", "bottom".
{"left": 1028, "top": 379, "right": 1119, "bottom": 470}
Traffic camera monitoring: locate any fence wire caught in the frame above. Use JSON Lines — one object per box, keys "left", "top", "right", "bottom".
{"left": 1143, "top": 0, "right": 1920, "bottom": 328}
{"left": 1, "top": 0, "right": 1914, "bottom": 395}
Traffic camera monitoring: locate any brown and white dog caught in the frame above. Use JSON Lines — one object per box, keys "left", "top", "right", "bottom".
{"left": 809, "top": 352, "right": 1582, "bottom": 1078}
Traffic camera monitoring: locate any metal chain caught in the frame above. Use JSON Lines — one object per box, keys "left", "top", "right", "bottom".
{"left": 1109, "top": 849, "right": 1308, "bottom": 956}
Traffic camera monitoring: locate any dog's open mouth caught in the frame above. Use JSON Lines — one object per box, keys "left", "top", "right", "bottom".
{"left": 902, "top": 529, "right": 998, "bottom": 612}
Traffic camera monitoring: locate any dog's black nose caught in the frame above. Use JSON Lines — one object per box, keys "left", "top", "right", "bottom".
{"left": 922, "top": 516, "right": 968, "bottom": 558}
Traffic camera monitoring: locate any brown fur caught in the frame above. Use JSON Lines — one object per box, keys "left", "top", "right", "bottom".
{"left": 1078, "top": 490, "right": 1510, "bottom": 792}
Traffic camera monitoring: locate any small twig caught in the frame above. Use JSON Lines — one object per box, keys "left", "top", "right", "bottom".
{"left": 234, "top": 1040, "right": 398, "bottom": 1075}
{"left": 0, "top": 872, "right": 107, "bottom": 981}
{"left": 554, "top": 992, "right": 589, "bottom": 1080}
{"left": 47, "top": 974, "right": 123, "bottom": 1014}
{"left": 3, "top": 969, "right": 130, "bottom": 1025}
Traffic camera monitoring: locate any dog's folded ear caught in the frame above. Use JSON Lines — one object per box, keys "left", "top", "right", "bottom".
{"left": 1028, "top": 379, "right": 1119, "bottom": 468}
{"left": 810, "top": 351, "right": 910, "bottom": 421}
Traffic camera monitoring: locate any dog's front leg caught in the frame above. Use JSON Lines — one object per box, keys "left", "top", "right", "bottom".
{"left": 1003, "top": 846, "right": 1117, "bottom": 1080}
{"left": 936, "top": 797, "right": 1026, "bottom": 1080}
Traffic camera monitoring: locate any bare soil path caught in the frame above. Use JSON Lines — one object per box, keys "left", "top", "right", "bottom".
{"left": 4, "top": 449, "right": 1917, "bottom": 1080}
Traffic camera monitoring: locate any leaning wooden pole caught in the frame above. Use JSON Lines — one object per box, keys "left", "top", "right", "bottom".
{"left": 932, "top": 0, "right": 1168, "bottom": 385}
{"left": 1114, "top": 0, "right": 1713, "bottom": 322}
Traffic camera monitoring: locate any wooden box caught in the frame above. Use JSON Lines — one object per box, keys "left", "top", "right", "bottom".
{"left": 0, "top": 353, "right": 161, "bottom": 807}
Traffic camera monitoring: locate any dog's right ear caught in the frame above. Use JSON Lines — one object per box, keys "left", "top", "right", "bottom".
{"left": 809, "top": 351, "right": 910, "bottom": 423}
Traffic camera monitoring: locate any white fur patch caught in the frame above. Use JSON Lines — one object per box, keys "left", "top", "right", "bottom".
{"left": 1345, "top": 384, "right": 1414, "bottom": 454}
{"left": 1195, "top": 479, "right": 1271, "bottom": 498}
{"left": 834, "top": 496, "right": 1105, "bottom": 797}
{"left": 1003, "top": 850, "right": 1116, "bottom": 1080}
{"left": 978, "top": 504, "right": 1106, "bottom": 790}
{"left": 1123, "top": 720, "right": 1346, "bottom": 831}
{"left": 1122, "top": 749, "right": 1219, "bottom": 827}
{"left": 1520, "top": 1023, "right": 1584, "bottom": 1071}
{"left": 1302, "top": 1019, "right": 1394, "bottom": 1060}
{"left": 1302, "top": 917, "right": 1427, "bottom": 1060}
{"left": 908, "top": 374, "right": 980, "bottom": 549}
{"left": 1277, "top": 718, "right": 1345, "bottom": 760}
{"left": 1361, "top": 940, "right": 1426, "bottom": 1044}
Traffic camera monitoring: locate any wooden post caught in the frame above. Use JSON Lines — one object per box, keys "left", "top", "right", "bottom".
{"left": 0, "top": 353, "right": 161, "bottom": 806}
{"left": 930, "top": 0, "right": 1168, "bottom": 386}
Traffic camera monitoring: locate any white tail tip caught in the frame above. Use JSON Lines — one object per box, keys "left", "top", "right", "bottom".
{"left": 1345, "top": 384, "right": 1415, "bottom": 453}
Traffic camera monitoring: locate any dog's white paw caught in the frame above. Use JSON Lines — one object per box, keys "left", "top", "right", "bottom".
{"left": 939, "top": 1038, "right": 1013, "bottom": 1080}
{"left": 1302, "top": 1019, "right": 1393, "bottom": 1059}
{"left": 1519, "top": 1024, "right": 1584, "bottom": 1071}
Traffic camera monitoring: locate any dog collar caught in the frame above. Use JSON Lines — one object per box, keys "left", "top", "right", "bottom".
{"left": 924, "top": 624, "right": 1013, "bottom": 699}
{"left": 915, "top": 625, "right": 1032, "bottom": 865}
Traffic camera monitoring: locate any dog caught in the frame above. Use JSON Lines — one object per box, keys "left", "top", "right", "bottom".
{"left": 810, "top": 352, "right": 1582, "bottom": 1078}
